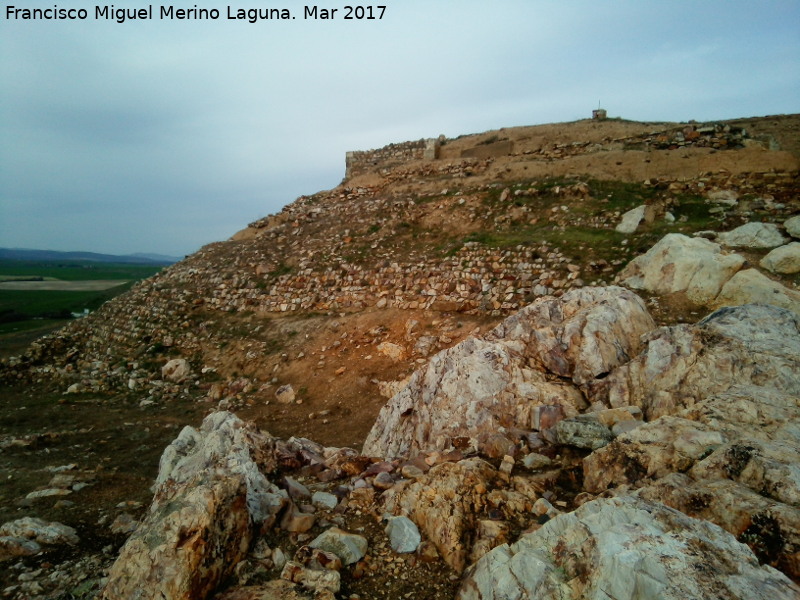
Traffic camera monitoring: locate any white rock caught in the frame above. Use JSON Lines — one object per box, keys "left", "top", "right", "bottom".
{"left": 594, "top": 304, "right": 800, "bottom": 420}
{"left": 309, "top": 527, "right": 367, "bottom": 565}
{"left": 363, "top": 287, "right": 655, "bottom": 458}
{"left": 707, "top": 190, "right": 739, "bottom": 206}
{"left": 103, "top": 412, "right": 286, "bottom": 600}
{"left": 0, "top": 517, "right": 79, "bottom": 546}
{"left": 618, "top": 233, "right": 745, "bottom": 305}
{"left": 385, "top": 516, "right": 421, "bottom": 553}
{"left": 311, "top": 491, "right": 338, "bottom": 510}
{"left": 615, "top": 205, "right": 647, "bottom": 234}
{"left": 718, "top": 222, "right": 788, "bottom": 249}
{"left": 785, "top": 215, "right": 800, "bottom": 239}
{"left": 458, "top": 496, "right": 799, "bottom": 600}
{"left": 161, "top": 358, "right": 191, "bottom": 383}
{"left": 713, "top": 269, "right": 800, "bottom": 316}
{"left": 760, "top": 242, "right": 800, "bottom": 274}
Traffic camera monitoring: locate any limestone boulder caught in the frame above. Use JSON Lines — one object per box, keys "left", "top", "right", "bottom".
{"left": 761, "top": 242, "right": 800, "bottom": 274}
{"left": 786, "top": 215, "right": 800, "bottom": 239}
{"left": 718, "top": 222, "right": 788, "bottom": 249}
{"left": 584, "top": 385, "right": 800, "bottom": 579}
{"left": 637, "top": 475, "right": 800, "bottom": 579}
{"left": 591, "top": 304, "right": 800, "bottom": 420}
{"left": 101, "top": 412, "right": 287, "bottom": 600}
{"left": 363, "top": 287, "right": 655, "bottom": 458}
{"left": 713, "top": 269, "right": 800, "bottom": 316}
{"left": 617, "top": 233, "right": 745, "bottom": 305}
{"left": 458, "top": 496, "right": 799, "bottom": 600}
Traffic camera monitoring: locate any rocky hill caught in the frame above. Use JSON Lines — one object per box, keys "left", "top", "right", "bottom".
{"left": 1, "top": 114, "right": 799, "bottom": 599}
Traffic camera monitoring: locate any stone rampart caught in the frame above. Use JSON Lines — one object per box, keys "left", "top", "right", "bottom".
{"left": 345, "top": 138, "right": 440, "bottom": 178}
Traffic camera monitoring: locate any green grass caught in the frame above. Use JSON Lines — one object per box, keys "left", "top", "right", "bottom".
{"left": 0, "top": 259, "right": 160, "bottom": 329}
{"left": 0, "top": 259, "right": 163, "bottom": 281}
{"left": 0, "top": 318, "right": 67, "bottom": 335}
{"left": 0, "top": 282, "right": 133, "bottom": 319}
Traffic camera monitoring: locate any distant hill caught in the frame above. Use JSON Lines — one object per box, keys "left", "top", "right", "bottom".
{"left": 0, "top": 248, "right": 181, "bottom": 265}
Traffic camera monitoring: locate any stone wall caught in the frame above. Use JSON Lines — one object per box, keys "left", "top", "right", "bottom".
{"left": 345, "top": 138, "right": 440, "bottom": 178}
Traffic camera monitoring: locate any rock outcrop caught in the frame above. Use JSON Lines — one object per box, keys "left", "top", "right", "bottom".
{"left": 363, "top": 286, "right": 655, "bottom": 458}
{"left": 591, "top": 303, "right": 800, "bottom": 419}
{"left": 617, "top": 233, "right": 745, "bottom": 305}
{"left": 713, "top": 269, "right": 800, "bottom": 315}
{"left": 718, "top": 222, "right": 788, "bottom": 249}
{"left": 458, "top": 496, "right": 799, "bottom": 600}
{"left": 101, "top": 412, "right": 286, "bottom": 600}
{"left": 617, "top": 231, "right": 800, "bottom": 316}
{"left": 584, "top": 384, "right": 800, "bottom": 578}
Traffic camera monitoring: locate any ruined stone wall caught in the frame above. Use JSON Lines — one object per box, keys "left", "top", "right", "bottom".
{"left": 345, "top": 138, "right": 440, "bottom": 178}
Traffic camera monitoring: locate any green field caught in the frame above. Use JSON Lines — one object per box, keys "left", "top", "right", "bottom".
{"left": 0, "top": 259, "right": 163, "bottom": 281}
{"left": 0, "top": 259, "right": 163, "bottom": 328}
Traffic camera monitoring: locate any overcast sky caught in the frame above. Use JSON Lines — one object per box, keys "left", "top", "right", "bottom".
{"left": 1, "top": 0, "right": 798, "bottom": 257}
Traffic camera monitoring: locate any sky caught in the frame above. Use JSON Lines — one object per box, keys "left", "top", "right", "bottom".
{"left": 1, "top": 1, "right": 798, "bottom": 257}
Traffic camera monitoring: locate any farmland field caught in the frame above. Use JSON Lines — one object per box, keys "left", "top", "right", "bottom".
{"left": 0, "top": 259, "right": 164, "bottom": 354}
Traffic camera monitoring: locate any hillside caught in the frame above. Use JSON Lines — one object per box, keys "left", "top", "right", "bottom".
{"left": 1, "top": 114, "right": 799, "bottom": 599}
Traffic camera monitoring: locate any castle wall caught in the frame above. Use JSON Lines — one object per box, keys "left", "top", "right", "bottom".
{"left": 345, "top": 138, "right": 440, "bottom": 178}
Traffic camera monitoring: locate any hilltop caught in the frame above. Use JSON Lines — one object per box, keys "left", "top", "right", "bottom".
{"left": 0, "top": 113, "right": 799, "bottom": 599}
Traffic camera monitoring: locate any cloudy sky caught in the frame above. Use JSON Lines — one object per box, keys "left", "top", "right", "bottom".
{"left": 1, "top": 0, "right": 798, "bottom": 257}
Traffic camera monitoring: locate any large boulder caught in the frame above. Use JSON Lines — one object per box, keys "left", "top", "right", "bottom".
{"left": 583, "top": 384, "right": 800, "bottom": 579}
{"left": 713, "top": 269, "right": 800, "bottom": 316}
{"left": 786, "top": 215, "right": 800, "bottom": 239}
{"left": 718, "top": 222, "right": 789, "bottom": 249}
{"left": 590, "top": 304, "right": 800, "bottom": 420}
{"left": 101, "top": 412, "right": 287, "bottom": 600}
{"left": 363, "top": 287, "right": 655, "bottom": 458}
{"left": 458, "top": 496, "right": 799, "bottom": 600}
{"left": 616, "top": 233, "right": 745, "bottom": 305}
{"left": 761, "top": 242, "right": 800, "bottom": 275}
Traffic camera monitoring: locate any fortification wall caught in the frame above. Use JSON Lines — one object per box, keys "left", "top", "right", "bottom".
{"left": 345, "top": 138, "right": 440, "bottom": 178}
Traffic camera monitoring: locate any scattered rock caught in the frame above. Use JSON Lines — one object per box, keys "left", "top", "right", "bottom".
{"left": 385, "top": 516, "right": 421, "bottom": 553}
{"left": 0, "top": 517, "right": 78, "bottom": 562}
{"left": 275, "top": 384, "right": 296, "bottom": 404}
{"left": 377, "top": 342, "right": 406, "bottom": 362}
{"left": 309, "top": 527, "right": 367, "bottom": 566}
{"left": 785, "top": 215, "right": 800, "bottom": 239}
{"left": 161, "top": 358, "right": 191, "bottom": 383}
{"left": 707, "top": 189, "right": 739, "bottom": 205}
{"left": 615, "top": 205, "right": 655, "bottom": 233}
